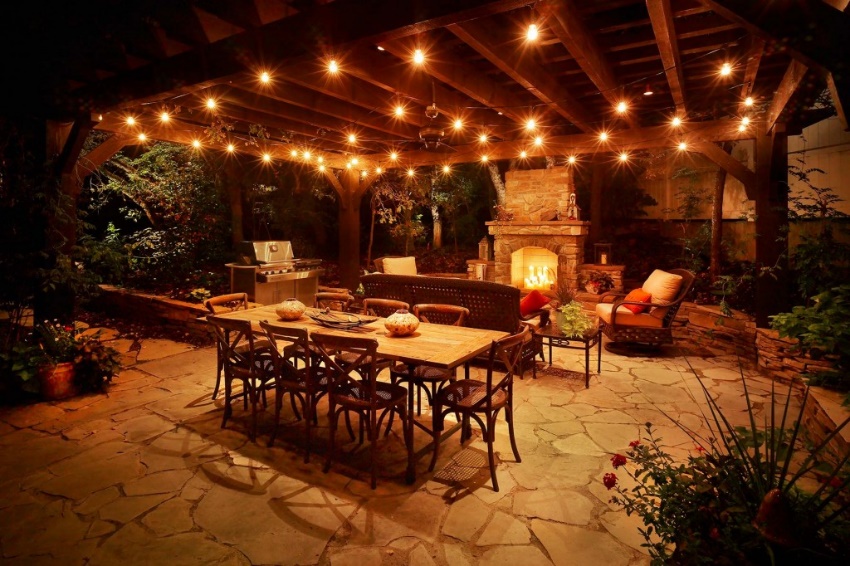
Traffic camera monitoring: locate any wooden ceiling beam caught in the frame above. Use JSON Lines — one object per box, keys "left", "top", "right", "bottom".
{"left": 740, "top": 37, "right": 765, "bottom": 99}
{"left": 691, "top": 139, "right": 755, "bottom": 199}
{"left": 827, "top": 72, "right": 849, "bottom": 130}
{"left": 538, "top": 0, "right": 640, "bottom": 129}
{"left": 646, "top": 0, "right": 687, "bottom": 114}
{"left": 447, "top": 20, "right": 593, "bottom": 133}
{"left": 73, "top": 134, "right": 132, "bottom": 179}
{"left": 394, "top": 119, "right": 753, "bottom": 166}
{"left": 196, "top": 0, "right": 264, "bottom": 29}
{"left": 77, "top": 0, "right": 529, "bottom": 112}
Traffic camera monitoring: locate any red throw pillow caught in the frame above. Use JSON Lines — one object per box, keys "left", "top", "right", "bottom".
{"left": 622, "top": 289, "right": 652, "bottom": 314}
{"left": 520, "top": 290, "right": 550, "bottom": 317}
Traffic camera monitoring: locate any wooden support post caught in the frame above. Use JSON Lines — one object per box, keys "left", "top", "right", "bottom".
{"left": 325, "top": 168, "right": 374, "bottom": 291}
{"left": 754, "top": 125, "right": 790, "bottom": 327}
{"left": 222, "top": 160, "right": 245, "bottom": 246}
{"left": 589, "top": 157, "right": 605, "bottom": 244}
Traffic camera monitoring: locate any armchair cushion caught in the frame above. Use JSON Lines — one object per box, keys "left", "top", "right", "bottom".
{"left": 382, "top": 256, "right": 418, "bottom": 275}
{"left": 595, "top": 303, "right": 664, "bottom": 328}
{"left": 641, "top": 269, "right": 683, "bottom": 319}
{"left": 520, "top": 290, "right": 550, "bottom": 317}
{"left": 622, "top": 289, "right": 652, "bottom": 314}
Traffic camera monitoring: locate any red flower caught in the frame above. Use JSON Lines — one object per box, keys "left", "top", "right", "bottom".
{"left": 611, "top": 454, "right": 627, "bottom": 468}
{"left": 603, "top": 473, "right": 618, "bottom": 490}
{"left": 694, "top": 445, "right": 706, "bottom": 453}
{"left": 63, "top": 325, "right": 74, "bottom": 332}
{"left": 629, "top": 440, "right": 641, "bottom": 448}
{"left": 709, "top": 527, "right": 720, "bottom": 539}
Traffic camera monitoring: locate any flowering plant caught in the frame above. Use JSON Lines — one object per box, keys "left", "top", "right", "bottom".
{"left": 582, "top": 270, "right": 614, "bottom": 294}
{"left": 602, "top": 373, "right": 850, "bottom": 564}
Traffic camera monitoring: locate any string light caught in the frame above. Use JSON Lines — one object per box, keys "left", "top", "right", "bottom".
{"left": 260, "top": 71, "right": 270, "bottom": 84}
{"left": 160, "top": 112, "right": 170, "bottom": 122}
{"left": 671, "top": 116, "right": 682, "bottom": 127}
{"left": 376, "top": 45, "right": 385, "bottom": 51}
{"left": 619, "top": 151, "right": 629, "bottom": 162}
{"left": 226, "top": 143, "right": 235, "bottom": 152}
{"left": 290, "top": 149, "right": 299, "bottom": 157}
{"left": 413, "top": 49, "right": 425, "bottom": 65}
{"left": 126, "top": 116, "right": 136, "bottom": 126}
{"left": 599, "top": 132, "right": 608, "bottom": 142}
{"left": 317, "top": 156, "right": 324, "bottom": 164}
{"left": 346, "top": 162, "right": 352, "bottom": 169}
{"left": 328, "top": 60, "right": 339, "bottom": 74}
{"left": 519, "top": 150, "right": 527, "bottom": 159}
{"left": 192, "top": 139, "right": 201, "bottom": 149}
{"left": 678, "top": 142, "right": 687, "bottom": 151}
{"left": 534, "top": 136, "right": 543, "bottom": 147}
{"left": 375, "top": 166, "right": 382, "bottom": 174}
{"left": 442, "top": 165, "right": 451, "bottom": 174}
{"left": 567, "top": 155, "right": 577, "bottom": 164}
{"left": 720, "top": 62, "right": 732, "bottom": 77}
{"left": 361, "top": 170, "right": 367, "bottom": 178}
{"left": 319, "top": 164, "right": 326, "bottom": 172}
{"left": 481, "top": 155, "right": 489, "bottom": 163}
{"left": 347, "top": 133, "right": 357, "bottom": 143}
{"left": 453, "top": 119, "right": 463, "bottom": 130}
{"left": 390, "top": 152, "right": 398, "bottom": 161}
{"left": 394, "top": 105, "right": 405, "bottom": 117}
{"left": 206, "top": 98, "right": 216, "bottom": 109}
{"left": 137, "top": 133, "right": 147, "bottom": 142}
{"left": 741, "top": 116, "right": 751, "bottom": 126}
{"left": 478, "top": 133, "right": 488, "bottom": 143}
{"left": 525, "top": 119, "right": 536, "bottom": 131}
{"left": 303, "top": 151, "right": 312, "bottom": 161}
{"left": 744, "top": 96, "right": 754, "bottom": 107}
{"left": 262, "top": 153, "right": 271, "bottom": 163}
{"left": 526, "top": 24, "right": 539, "bottom": 41}
{"left": 407, "top": 168, "right": 416, "bottom": 177}
{"left": 643, "top": 83, "right": 654, "bottom": 96}
{"left": 351, "top": 158, "right": 359, "bottom": 165}
{"left": 616, "top": 101, "right": 628, "bottom": 114}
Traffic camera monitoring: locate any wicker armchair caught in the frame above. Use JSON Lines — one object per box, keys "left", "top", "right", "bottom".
{"left": 596, "top": 268, "right": 694, "bottom": 347}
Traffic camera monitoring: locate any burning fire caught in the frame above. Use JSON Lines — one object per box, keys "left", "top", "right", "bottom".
{"left": 525, "top": 265, "right": 554, "bottom": 289}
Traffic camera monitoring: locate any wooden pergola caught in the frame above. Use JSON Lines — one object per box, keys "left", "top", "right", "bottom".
{"left": 6, "top": 0, "right": 850, "bottom": 325}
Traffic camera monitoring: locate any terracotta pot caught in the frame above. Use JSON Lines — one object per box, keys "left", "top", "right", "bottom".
{"left": 38, "top": 362, "right": 78, "bottom": 400}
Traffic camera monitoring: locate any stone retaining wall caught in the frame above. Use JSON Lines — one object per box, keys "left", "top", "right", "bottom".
{"left": 96, "top": 285, "right": 212, "bottom": 340}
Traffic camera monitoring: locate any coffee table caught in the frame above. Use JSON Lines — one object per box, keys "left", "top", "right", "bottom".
{"left": 535, "top": 324, "right": 601, "bottom": 388}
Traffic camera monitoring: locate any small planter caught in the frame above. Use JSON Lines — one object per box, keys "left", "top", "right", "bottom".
{"left": 585, "top": 283, "right": 600, "bottom": 294}
{"left": 38, "top": 362, "right": 78, "bottom": 400}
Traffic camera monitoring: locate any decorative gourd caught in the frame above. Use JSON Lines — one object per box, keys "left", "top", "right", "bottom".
{"left": 275, "top": 298, "right": 306, "bottom": 321}
{"left": 384, "top": 309, "right": 420, "bottom": 336}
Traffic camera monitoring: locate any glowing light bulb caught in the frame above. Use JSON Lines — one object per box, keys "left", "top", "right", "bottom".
{"left": 738, "top": 124, "right": 747, "bottom": 132}
{"left": 744, "top": 96, "right": 754, "bottom": 107}
{"left": 520, "top": 150, "right": 528, "bottom": 159}
{"left": 741, "top": 116, "right": 751, "bottom": 126}
{"left": 413, "top": 49, "right": 424, "bottom": 64}
{"left": 527, "top": 24, "right": 539, "bottom": 41}
{"left": 361, "top": 170, "right": 367, "bottom": 178}
{"left": 599, "top": 132, "right": 608, "bottom": 142}
{"left": 260, "top": 71, "right": 270, "bottom": 83}
{"left": 375, "top": 167, "right": 382, "bottom": 174}
{"left": 394, "top": 105, "right": 404, "bottom": 117}
{"left": 720, "top": 62, "right": 732, "bottom": 76}
{"left": 616, "top": 101, "right": 627, "bottom": 114}
{"left": 567, "top": 155, "right": 577, "bottom": 164}
{"left": 407, "top": 168, "right": 415, "bottom": 177}
{"left": 453, "top": 119, "right": 463, "bottom": 130}
{"left": 534, "top": 136, "right": 543, "bottom": 147}
{"left": 346, "top": 162, "right": 352, "bottom": 169}
{"left": 160, "top": 112, "right": 170, "bottom": 122}
{"left": 262, "top": 153, "right": 271, "bottom": 162}
{"left": 479, "top": 134, "right": 488, "bottom": 143}
{"left": 206, "top": 98, "right": 216, "bottom": 109}
{"left": 126, "top": 116, "right": 136, "bottom": 126}
{"left": 376, "top": 45, "right": 385, "bottom": 51}
{"left": 347, "top": 133, "right": 356, "bottom": 143}
{"left": 619, "top": 152, "right": 629, "bottom": 162}
{"left": 525, "top": 119, "right": 536, "bottom": 131}
{"left": 351, "top": 158, "right": 358, "bottom": 165}
{"left": 319, "top": 165, "right": 326, "bottom": 172}
{"left": 442, "top": 165, "right": 451, "bottom": 174}
{"left": 390, "top": 152, "right": 398, "bottom": 161}
{"left": 481, "top": 155, "right": 489, "bottom": 163}
{"left": 137, "top": 133, "right": 146, "bottom": 142}
{"left": 678, "top": 142, "right": 687, "bottom": 151}
{"left": 328, "top": 60, "right": 339, "bottom": 73}
{"left": 192, "top": 139, "right": 201, "bottom": 149}
{"left": 303, "top": 151, "right": 311, "bottom": 161}
{"left": 290, "top": 149, "right": 298, "bottom": 157}
{"left": 671, "top": 116, "right": 682, "bottom": 127}
{"left": 226, "top": 143, "right": 235, "bottom": 152}
{"left": 317, "top": 156, "right": 324, "bottom": 164}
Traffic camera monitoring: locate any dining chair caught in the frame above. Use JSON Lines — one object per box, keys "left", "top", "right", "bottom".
{"left": 207, "top": 315, "right": 275, "bottom": 442}
{"left": 335, "top": 298, "right": 410, "bottom": 380}
{"left": 259, "top": 321, "right": 327, "bottom": 461}
{"left": 390, "top": 304, "right": 469, "bottom": 415}
{"left": 314, "top": 292, "right": 355, "bottom": 312}
{"left": 429, "top": 325, "right": 529, "bottom": 492}
{"left": 311, "top": 332, "right": 412, "bottom": 489}
{"left": 204, "top": 293, "right": 251, "bottom": 399}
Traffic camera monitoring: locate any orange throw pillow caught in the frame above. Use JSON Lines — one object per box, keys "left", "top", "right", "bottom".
{"left": 622, "top": 289, "right": 652, "bottom": 314}
{"left": 520, "top": 290, "right": 550, "bottom": 317}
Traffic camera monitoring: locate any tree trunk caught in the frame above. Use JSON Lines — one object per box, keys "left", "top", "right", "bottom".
{"left": 431, "top": 203, "right": 442, "bottom": 249}
{"left": 367, "top": 199, "right": 376, "bottom": 268}
{"left": 338, "top": 192, "right": 361, "bottom": 291}
{"left": 709, "top": 142, "right": 732, "bottom": 280}
{"left": 487, "top": 163, "right": 506, "bottom": 207}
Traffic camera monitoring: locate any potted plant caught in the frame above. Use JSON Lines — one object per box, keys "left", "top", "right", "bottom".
{"left": 582, "top": 271, "right": 614, "bottom": 294}
{"left": 558, "top": 300, "right": 595, "bottom": 338}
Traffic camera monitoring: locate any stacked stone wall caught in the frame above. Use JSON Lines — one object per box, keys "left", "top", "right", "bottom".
{"left": 97, "top": 285, "right": 212, "bottom": 340}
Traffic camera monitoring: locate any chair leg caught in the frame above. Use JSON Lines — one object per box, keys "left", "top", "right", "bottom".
{"left": 369, "top": 411, "right": 378, "bottom": 489}
{"left": 268, "top": 383, "right": 283, "bottom": 447}
{"left": 429, "top": 404, "right": 444, "bottom": 472}
{"left": 485, "top": 418, "right": 499, "bottom": 492}
{"left": 303, "top": 395, "right": 312, "bottom": 464}
{"left": 506, "top": 404, "right": 521, "bottom": 463}
{"left": 221, "top": 377, "right": 232, "bottom": 429}
{"left": 212, "top": 357, "right": 223, "bottom": 400}
{"left": 324, "top": 406, "right": 340, "bottom": 474}
{"left": 249, "top": 384, "right": 259, "bottom": 442}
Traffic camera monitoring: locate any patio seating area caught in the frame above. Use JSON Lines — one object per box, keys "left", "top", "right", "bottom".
{"left": 0, "top": 325, "right": 780, "bottom": 565}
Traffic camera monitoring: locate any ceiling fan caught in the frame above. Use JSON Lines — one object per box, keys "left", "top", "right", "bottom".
{"left": 416, "top": 82, "right": 455, "bottom": 152}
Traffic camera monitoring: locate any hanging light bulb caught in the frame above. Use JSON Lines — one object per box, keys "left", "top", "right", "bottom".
{"left": 519, "top": 150, "right": 528, "bottom": 159}
{"left": 526, "top": 23, "right": 539, "bottom": 41}
{"left": 599, "top": 131, "right": 608, "bottom": 142}
{"left": 407, "top": 168, "right": 416, "bottom": 177}
{"left": 525, "top": 118, "right": 536, "bottom": 131}
{"left": 643, "top": 83, "right": 654, "bottom": 96}
{"left": 390, "top": 152, "right": 398, "bottom": 161}
{"left": 361, "top": 170, "right": 367, "bottom": 178}
{"left": 678, "top": 142, "right": 687, "bottom": 151}
{"left": 567, "top": 155, "right": 577, "bottom": 165}
{"left": 260, "top": 71, "right": 271, "bottom": 84}
{"left": 616, "top": 101, "right": 628, "bottom": 114}
{"left": 319, "top": 164, "right": 326, "bottom": 172}
{"left": 375, "top": 166, "right": 382, "bottom": 174}
{"left": 303, "top": 151, "right": 312, "bottom": 161}
{"left": 671, "top": 116, "right": 682, "bottom": 127}
{"left": 137, "top": 133, "right": 147, "bottom": 142}
{"left": 744, "top": 96, "right": 754, "bottom": 107}
{"left": 479, "top": 133, "right": 488, "bottom": 143}
{"left": 442, "top": 165, "right": 451, "bottom": 174}
{"left": 347, "top": 133, "right": 357, "bottom": 143}
{"left": 192, "top": 139, "right": 201, "bottom": 149}
{"left": 126, "top": 116, "right": 136, "bottom": 126}
{"left": 413, "top": 49, "right": 425, "bottom": 65}
{"left": 351, "top": 158, "right": 359, "bottom": 165}
{"left": 453, "top": 119, "right": 463, "bottom": 130}
{"left": 317, "top": 156, "right": 324, "bottom": 164}
{"left": 160, "top": 112, "right": 170, "bottom": 122}
{"left": 394, "top": 105, "right": 404, "bottom": 117}
{"left": 328, "top": 59, "right": 339, "bottom": 73}
{"left": 226, "top": 143, "right": 235, "bottom": 152}
{"left": 206, "top": 98, "right": 216, "bottom": 109}
{"left": 741, "top": 116, "right": 751, "bottom": 126}
{"left": 534, "top": 136, "right": 543, "bottom": 147}
{"left": 720, "top": 62, "right": 732, "bottom": 77}
{"left": 262, "top": 153, "right": 271, "bottom": 163}
{"left": 619, "top": 151, "right": 629, "bottom": 162}
{"left": 481, "top": 155, "right": 489, "bottom": 163}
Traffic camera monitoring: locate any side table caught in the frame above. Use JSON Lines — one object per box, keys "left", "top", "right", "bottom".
{"left": 534, "top": 325, "right": 601, "bottom": 388}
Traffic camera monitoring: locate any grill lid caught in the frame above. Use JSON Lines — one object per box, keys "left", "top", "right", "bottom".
{"left": 237, "top": 241, "right": 294, "bottom": 265}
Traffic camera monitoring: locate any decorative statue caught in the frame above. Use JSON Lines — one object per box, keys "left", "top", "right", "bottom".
{"left": 566, "top": 192, "right": 580, "bottom": 221}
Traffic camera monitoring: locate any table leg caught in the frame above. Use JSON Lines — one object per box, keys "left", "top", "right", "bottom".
{"left": 548, "top": 338, "right": 553, "bottom": 366}
{"left": 597, "top": 334, "right": 602, "bottom": 373}
{"left": 585, "top": 343, "right": 590, "bottom": 389}
{"left": 406, "top": 362, "right": 416, "bottom": 483}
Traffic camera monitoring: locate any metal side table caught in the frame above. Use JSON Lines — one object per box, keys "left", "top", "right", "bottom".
{"left": 535, "top": 324, "right": 601, "bottom": 388}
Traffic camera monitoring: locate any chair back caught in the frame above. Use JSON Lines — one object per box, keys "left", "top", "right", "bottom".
{"left": 259, "top": 321, "right": 313, "bottom": 386}
{"left": 362, "top": 298, "right": 409, "bottom": 318}
{"left": 315, "top": 292, "right": 355, "bottom": 312}
{"left": 204, "top": 293, "right": 249, "bottom": 314}
{"left": 311, "top": 332, "right": 379, "bottom": 404}
{"left": 660, "top": 269, "right": 695, "bottom": 326}
{"left": 482, "top": 326, "right": 530, "bottom": 410}
{"left": 207, "top": 315, "right": 267, "bottom": 379}
{"left": 413, "top": 304, "right": 469, "bottom": 326}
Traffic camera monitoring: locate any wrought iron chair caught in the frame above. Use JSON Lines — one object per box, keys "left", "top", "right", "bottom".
{"left": 389, "top": 304, "right": 469, "bottom": 415}
{"left": 311, "top": 332, "right": 412, "bottom": 489}
{"left": 207, "top": 315, "right": 275, "bottom": 442}
{"left": 429, "top": 326, "right": 529, "bottom": 492}
{"left": 204, "top": 293, "right": 251, "bottom": 399}
{"left": 259, "top": 321, "right": 327, "bottom": 461}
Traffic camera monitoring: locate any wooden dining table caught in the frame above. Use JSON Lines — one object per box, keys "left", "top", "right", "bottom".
{"left": 214, "top": 305, "right": 508, "bottom": 482}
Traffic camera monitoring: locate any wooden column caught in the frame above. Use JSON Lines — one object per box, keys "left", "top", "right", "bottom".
{"left": 324, "top": 168, "right": 375, "bottom": 291}
{"left": 754, "top": 124, "right": 790, "bottom": 327}
{"left": 589, "top": 157, "right": 605, "bottom": 244}
{"left": 222, "top": 160, "right": 245, "bottom": 246}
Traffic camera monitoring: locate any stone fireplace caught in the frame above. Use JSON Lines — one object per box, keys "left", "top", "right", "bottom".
{"left": 486, "top": 168, "right": 588, "bottom": 292}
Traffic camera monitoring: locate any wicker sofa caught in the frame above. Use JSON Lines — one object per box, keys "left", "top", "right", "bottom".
{"left": 359, "top": 273, "right": 548, "bottom": 376}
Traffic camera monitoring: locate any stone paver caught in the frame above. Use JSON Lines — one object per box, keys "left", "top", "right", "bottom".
{"left": 0, "top": 331, "right": 782, "bottom": 565}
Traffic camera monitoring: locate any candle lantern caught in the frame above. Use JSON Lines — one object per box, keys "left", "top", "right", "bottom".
{"left": 594, "top": 243, "right": 613, "bottom": 265}
{"left": 478, "top": 237, "right": 491, "bottom": 260}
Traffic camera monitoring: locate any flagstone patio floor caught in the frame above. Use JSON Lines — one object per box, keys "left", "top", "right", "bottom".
{"left": 0, "top": 330, "right": 778, "bottom": 565}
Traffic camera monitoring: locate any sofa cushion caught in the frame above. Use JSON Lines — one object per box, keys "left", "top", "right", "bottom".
{"left": 621, "top": 289, "right": 652, "bottom": 314}
{"left": 642, "top": 269, "right": 683, "bottom": 319}
{"left": 520, "top": 290, "right": 550, "bottom": 317}
{"left": 595, "top": 303, "right": 664, "bottom": 328}
{"left": 382, "top": 256, "right": 418, "bottom": 275}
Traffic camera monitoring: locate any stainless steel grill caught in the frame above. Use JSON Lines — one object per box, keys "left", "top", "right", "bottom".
{"left": 228, "top": 241, "right": 324, "bottom": 304}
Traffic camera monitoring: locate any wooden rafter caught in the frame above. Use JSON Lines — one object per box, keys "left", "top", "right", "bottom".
{"left": 740, "top": 37, "right": 765, "bottom": 99}
{"left": 447, "top": 20, "right": 593, "bottom": 132}
{"left": 827, "top": 73, "right": 849, "bottom": 130}
{"left": 691, "top": 139, "right": 756, "bottom": 199}
{"left": 73, "top": 134, "right": 132, "bottom": 179}
{"left": 538, "top": 0, "right": 641, "bottom": 129}
{"left": 646, "top": 0, "right": 686, "bottom": 114}
{"left": 764, "top": 61, "right": 807, "bottom": 134}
